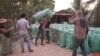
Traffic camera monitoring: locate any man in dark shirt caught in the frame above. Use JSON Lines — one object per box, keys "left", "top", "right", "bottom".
{"left": 70, "top": 10, "right": 89, "bottom": 56}
{"left": 35, "top": 18, "right": 45, "bottom": 46}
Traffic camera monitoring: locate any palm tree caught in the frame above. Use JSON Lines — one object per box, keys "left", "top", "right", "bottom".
{"left": 93, "top": 0, "right": 100, "bottom": 27}
{"left": 72, "top": 0, "right": 96, "bottom": 17}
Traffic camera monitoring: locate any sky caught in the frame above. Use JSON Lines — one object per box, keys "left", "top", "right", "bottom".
{"left": 54, "top": 0, "right": 96, "bottom": 12}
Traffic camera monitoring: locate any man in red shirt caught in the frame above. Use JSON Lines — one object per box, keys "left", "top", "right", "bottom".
{"left": 0, "top": 18, "right": 13, "bottom": 55}
{"left": 35, "top": 16, "right": 46, "bottom": 46}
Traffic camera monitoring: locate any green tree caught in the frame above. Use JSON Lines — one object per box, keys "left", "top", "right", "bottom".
{"left": 0, "top": 0, "right": 55, "bottom": 19}
{"left": 20, "top": 0, "right": 55, "bottom": 17}
{"left": 0, "top": 0, "right": 20, "bottom": 18}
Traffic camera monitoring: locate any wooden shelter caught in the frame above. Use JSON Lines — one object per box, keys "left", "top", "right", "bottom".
{"left": 51, "top": 10, "right": 73, "bottom": 23}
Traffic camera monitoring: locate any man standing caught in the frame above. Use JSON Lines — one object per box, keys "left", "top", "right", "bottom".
{"left": 70, "top": 10, "right": 89, "bottom": 56}
{"left": 16, "top": 13, "right": 33, "bottom": 53}
{"left": 35, "top": 16, "right": 46, "bottom": 46}
{"left": 0, "top": 18, "right": 13, "bottom": 55}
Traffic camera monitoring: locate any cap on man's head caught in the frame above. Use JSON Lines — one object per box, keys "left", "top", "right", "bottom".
{"left": 0, "top": 18, "right": 7, "bottom": 24}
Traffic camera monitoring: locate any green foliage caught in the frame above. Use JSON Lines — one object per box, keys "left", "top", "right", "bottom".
{"left": 0, "top": 0, "right": 55, "bottom": 18}
{"left": 21, "top": 0, "right": 55, "bottom": 15}
{"left": 0, "top": 0, "right": 19, "bottom": 18}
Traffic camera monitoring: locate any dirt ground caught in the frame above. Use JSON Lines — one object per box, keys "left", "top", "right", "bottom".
{"left": 8, "top": 40, "right": 93, "bottom": 56}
